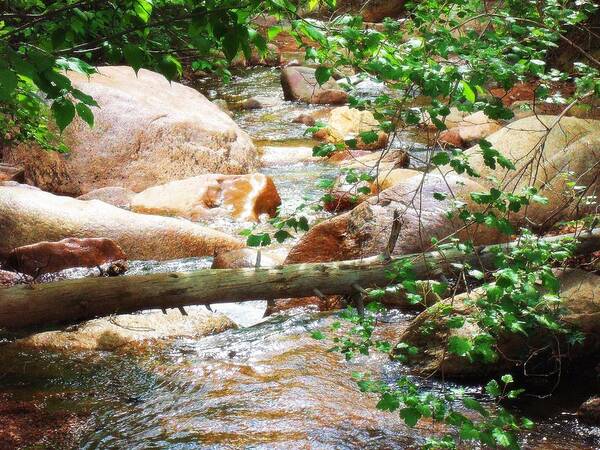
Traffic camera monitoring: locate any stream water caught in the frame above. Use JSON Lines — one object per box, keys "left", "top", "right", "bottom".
{"left": 1, "top": 67, "right": 600, "bottom": 449}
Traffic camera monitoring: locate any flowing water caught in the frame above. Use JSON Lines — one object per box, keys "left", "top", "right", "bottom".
{"left": 1, "top": 67, "right": 600, "bottom": 449}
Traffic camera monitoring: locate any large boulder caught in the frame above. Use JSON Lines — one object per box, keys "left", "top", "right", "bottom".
{"left": 3, "top": 237, "right": 126, "bottom": 277}
{"left": 0, "top": 185, "right": 244, "bottom": 261}
{"left": 13, "top": 307, "right": 235, "bottom": 352}
{"left": 281, "top": 66, "right": 348, "bottom": 105}
{"left": 286, "top": 172, "right": 501, "bottom": 264}
{"left": 398, "top": 269, "right": 600, "bottom": 378}
{"left": 463, "top": 116, "right": 600, "bottom": 226}
{"left": 2, "top": 66, "right": 258, "bottom": 195}
{"left": 321, "top": 0, "right": 407, "bottom": 22}
{"left": 131, "top": 174, "right": 281, "bottom": 222}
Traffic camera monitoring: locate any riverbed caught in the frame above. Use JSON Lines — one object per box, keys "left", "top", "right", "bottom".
{"left": 1, "top": 67, "right": 599, "bottom": 449}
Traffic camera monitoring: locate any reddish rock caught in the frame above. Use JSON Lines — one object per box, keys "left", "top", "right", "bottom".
{"left": 323, "top": 190, "right": 365, "bottom": 213}
{"left": 438, "top": 128, "right": 464, "bottom": 148}
{"left": 281, "top": 66, "right": 348, "bottom": 105}
{"left": 0, "top": 163, "right": 24, "bottom": 183}
{"left": 327, "top": 149, "right": 372, "bottom": 163}
{"left": 5, "top": 237, "right": 127, "bottom": 277}
{"left": 490, "top": 83, "right": 537, "bottom": 107}
{"left": 286, "top": 173, "right": 501, "bottom": 265}
{"left": 292, "top": 114, "right": 316, "bottom": 126}
{"left": 578, "top": 397, "right": 600, "bottom": 425}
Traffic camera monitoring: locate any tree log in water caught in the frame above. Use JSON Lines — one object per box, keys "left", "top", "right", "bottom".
{"left": 1, "top": 229, "right": 599, "bottom": 331}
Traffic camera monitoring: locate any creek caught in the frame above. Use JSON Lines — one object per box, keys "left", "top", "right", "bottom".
{"left": 1, "top": 67, "right": 599, "bottom": 449}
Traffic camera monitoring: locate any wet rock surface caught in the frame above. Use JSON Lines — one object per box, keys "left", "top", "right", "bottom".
{"left": 281, "top": 66, "right": 348, "bottom": 104}
{"left": 3, "top": 237, "right": 127, "bottom": 278}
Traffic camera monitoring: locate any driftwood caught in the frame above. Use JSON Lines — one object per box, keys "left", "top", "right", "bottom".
{"left": 1, "top": 229, "right": 599, "bottom": 330}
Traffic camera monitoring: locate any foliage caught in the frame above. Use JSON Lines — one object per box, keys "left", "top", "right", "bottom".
{"left": 0, "top": 0, "right": 301, "bottom": 150}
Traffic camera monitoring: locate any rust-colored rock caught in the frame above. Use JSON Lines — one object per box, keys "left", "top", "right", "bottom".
{"left": 327, "top": 149, "right": 372, "bottom": 163}
{"left": 2, "top": 66, "right": 257, "bottom": 195}
{"left": 131, "top": 174, "right": 282, "bottom": 222}
{"left": 0, "top": 163, "right": 24, "bottom": 183}
{"left": 4, "top": 237, "right": 127, "bottom": 277}
{"left": 292, "top": 113, "right": 316, "bottom": 126}
{"left": 438, "top": 128, "right": 464, "bottom": 148}
{"left": 281, "top": 66, "right": 348, "bottom": 105}
{"left": 286, "top": 172, "right": 501, "bottom": 264}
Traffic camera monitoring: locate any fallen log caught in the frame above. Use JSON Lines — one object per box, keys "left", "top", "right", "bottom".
{"left": 1, "top": 228, "right": 599, "bottom": 330}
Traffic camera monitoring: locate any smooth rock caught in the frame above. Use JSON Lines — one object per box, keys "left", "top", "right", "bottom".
{"left": 292, "top": 113, "right": 316, "bottom": 126}
{"left": 77, "top": 187, "right": 135, "bottom": 209}
{"left": 313, "top": 106, "right": 389, "bottom": 150}
{"left": 281, "top": 66, "right": 348, "bottom": 105}
{"left": 13, "top": 307, "right": 236, "bottom": 352}
{"left": 2, "top": 66, "right": 258, "bottom": 195}
{"left": 463, "top": 116, "right": 600, "bottom": 226}
{"left": 439, "top": 111, "right": 502, "bottom": 148}
{"left": 211, "top": 247, "right": 289, "bottom": 269}
{"left": 4, "top": 238, "right": 126, "bottom": 278}
{"left": 0, "top": 185, "right": 244, "bottom": 260}
{"left": 370, "top": 168, "right": 422, "bottom": 194}
{"left": 286, "top": 172, "right": 500, "bottom": 264}
{"left": 131, "top": 174, "right": 281, "bottom": 222}
{"left": 333, "top": 0, "right": 407, "bottom": 22}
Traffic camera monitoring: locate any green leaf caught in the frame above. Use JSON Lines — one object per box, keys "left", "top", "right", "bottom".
{"left": 134, "top": 0, "right": 153, "bottom": 23}
{"left": 311, "top": 330, "right": 326, "bottom": 340}
{"left": 376, "top": 393, "right": 400, "bottom": 411}
{"left": 460, "top": 80, "right": 476, "bottom": 103}
{"left": 448, "top": 336, "right": 473, "bottom": 356}
{"left": 123, "top": 45, "right": 146, "bottom": 74}
{"left": 222, "top": 30, "right": 240, "bottom": 61}
{"left": 400, "top": 407, "right": 421, "bottom": 427}
{"left": 159, "top": 55, "right": 182, "bottom": 80}
{"left": 267, "top": 26, "right": 283, "bottom": 40}
{"left": 315, "top": 66, "right": 332, "bottom": 85}
{"left": 247, "top": 233, "right": 271, "bottom": 247}
{"left": 0, "top": 68, "right": 18, "bottom": 100}
{"left": 432, "top": 152, "right": 450, "bottom": 165}
{"left": 76, "top": 102, "right": 94, "bottom": 127}
{"left": 51, "top": 98, "right": 76, "bottom": 132}
{"left": 463, "top": 397, "right": 488, "bottom": 416}
{"left": 485, "top": 379, "right": 501, "bottom": 397}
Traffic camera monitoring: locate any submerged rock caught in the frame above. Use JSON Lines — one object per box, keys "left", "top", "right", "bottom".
{"left": 281, "top": 66, "right": 348, "bottom": 105}
{"left": 2, "top": 66, "right": 258, "bottom": 195}
{"left": 3, "top": 237, "right": 126, "bottom": 278}
{"left": 0, "top": 184, "right": 244, "bottom": 261}
{"left": 13, "top": 307, "right": 236, "bottom": 352}
{"left": 131, "top": 174, "right": 281, "bottom": 222}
